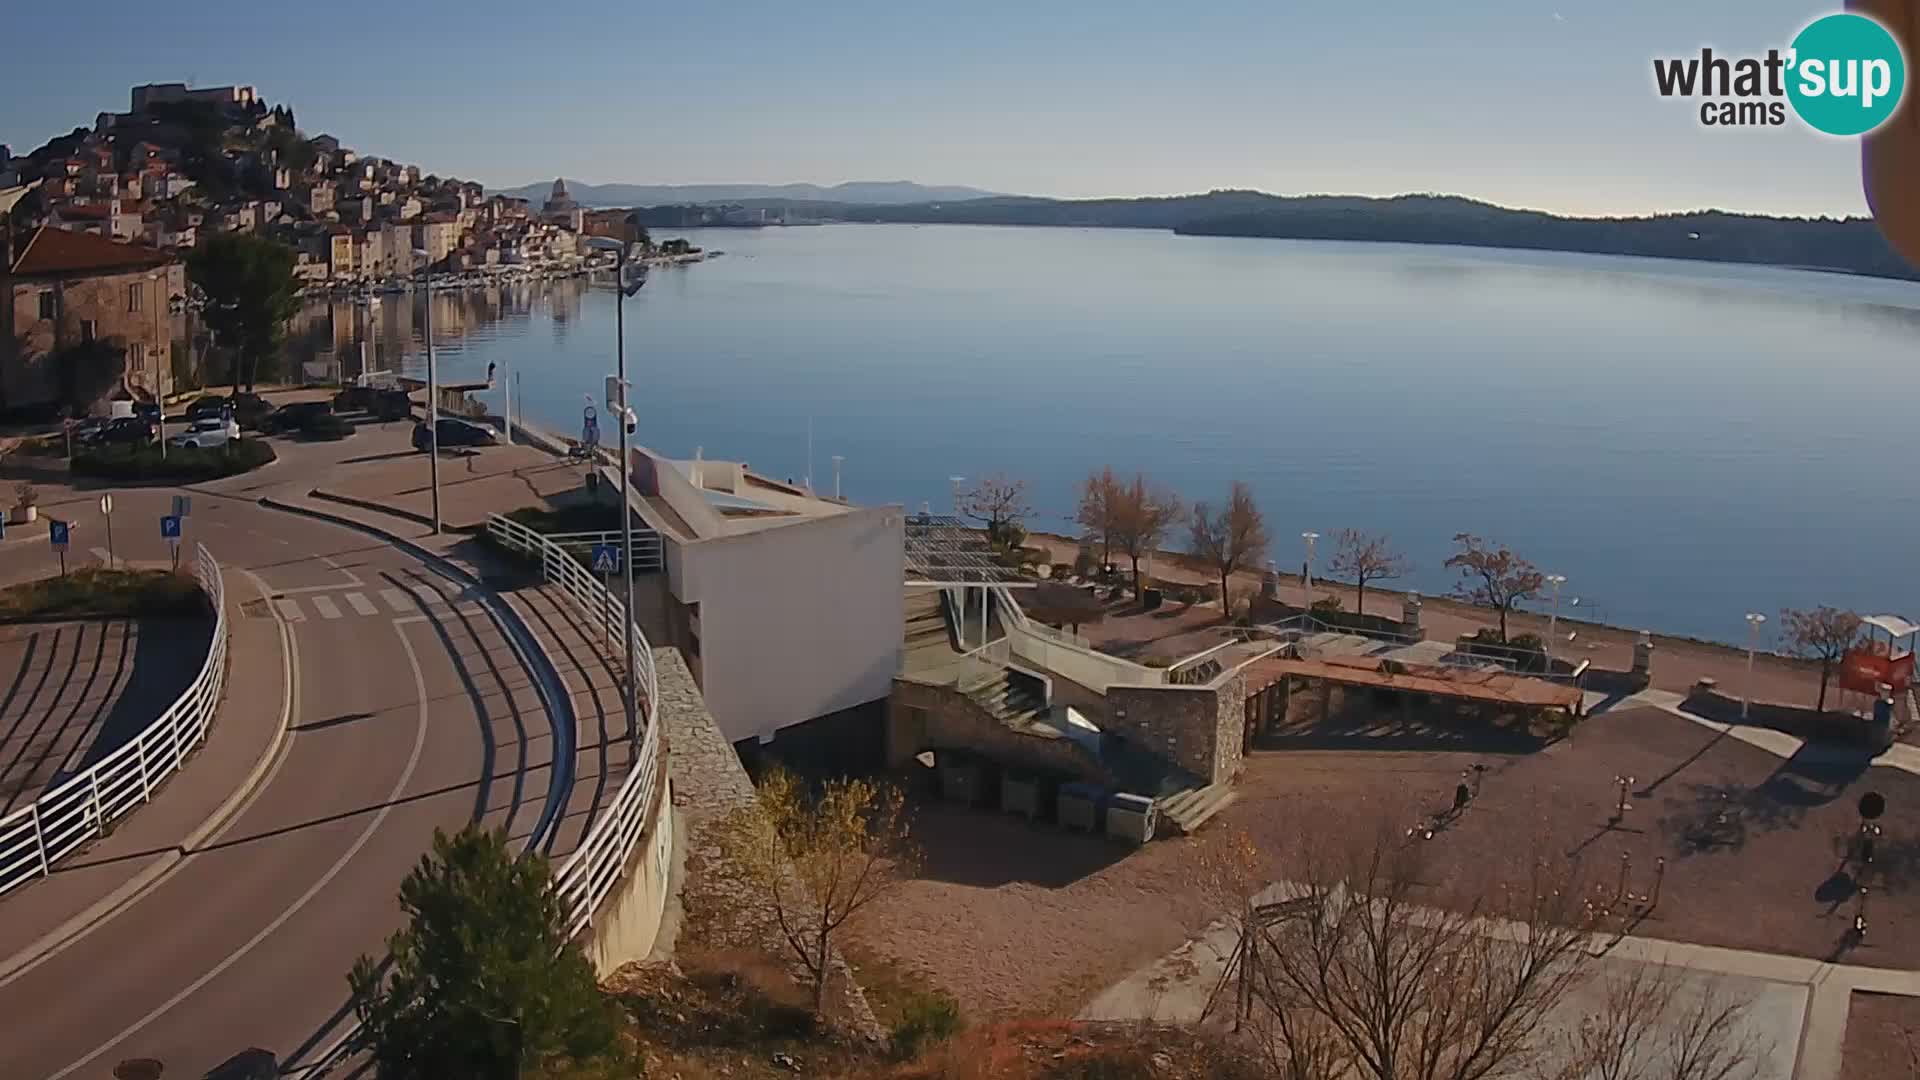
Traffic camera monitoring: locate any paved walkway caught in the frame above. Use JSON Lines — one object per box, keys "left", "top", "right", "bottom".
{"left": 1628, "top": 687, "right": 1920, "bottom": 777}
{"left": 0, "top": 567, "right": 287, "bottom": 982}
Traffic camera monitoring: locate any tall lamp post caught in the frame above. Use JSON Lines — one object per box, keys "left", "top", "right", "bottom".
{"left": 1301, "top": 531, "right": 1320, "bottom": 606}
{"left": 411, "top": 249, "right": 441, "bottom": 533}
{"left": 585, "top": 236, "right": 647, "bottom": 743}
{"left": 1545, "top": 574, "right": 1567, "bottom": 661}
{"left": 1744, "top": 612, "right": 1767, "bottom": 720}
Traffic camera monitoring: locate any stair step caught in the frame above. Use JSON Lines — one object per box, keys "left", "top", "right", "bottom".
{"left": 1157, "top": 783, "right": 1237, "bottom": 834}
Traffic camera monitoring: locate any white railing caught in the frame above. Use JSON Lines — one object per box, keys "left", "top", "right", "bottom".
{"left": 543, "top": 528, "right": 665, "bottom": 572}
{"left": 486, "top": 513, "right": 663, "bottom": 938}
{"left": 0, "top": 543, "right": 227, "bottom": 897}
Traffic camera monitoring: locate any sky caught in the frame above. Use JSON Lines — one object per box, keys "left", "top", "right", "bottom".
{"left": 0, "top": 1, "right": 1879, "bottom": 217}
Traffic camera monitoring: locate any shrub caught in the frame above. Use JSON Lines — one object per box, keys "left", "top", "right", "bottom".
{"left": 1072, "top": 547, "right": 1098, "bottom": 579}
{"left": 890, "top": 990, "right": 963, "bottom": 1059}
{"left": 1310, "top": 596, "right": 1345, "bottom": 614}
{"left": 0, "top": 568, "right": 207, "bottom": 620}
{"left": 72, "top": 438, "right": 276, "bottom": 482}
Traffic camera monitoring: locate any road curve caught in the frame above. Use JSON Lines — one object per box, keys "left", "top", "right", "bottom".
{"left": 0, "top": 490, "right": 572, "bottom": 1079}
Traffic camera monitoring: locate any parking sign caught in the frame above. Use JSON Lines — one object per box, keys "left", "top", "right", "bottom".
{"left": 48, "top": 520, "right": 68, "bottom": 549}
{"left": 161, "top": 516, "right": 182, "bottom": 540}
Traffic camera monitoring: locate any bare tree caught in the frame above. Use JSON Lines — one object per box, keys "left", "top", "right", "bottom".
{"left": 718, "top": 767, "right": 919, "bottom": 1014}
{"left": 1445, "top": 533, "right": 1545, "bottom": 642}
{"left": 1779, "top": 606, "right": 1864, "bottom": 713}
{"left": 1076, "top": 467, "right": 1121, "bottom": 567}
{"left": 960, "top": 473, "right": 1032, "bottom": 555}
{"left": 1189, "top": 481, "right": 1269, "bottom": 621}
{"left": 1250, "top": 831, "right": 1594, "bottom": 1080}
{"left": 1327, "top": 528, "right": 1410, "bottom": 617}
{"left": 1112, "top": 472, "right": 1184, "bottom": 602}
{"left": 1549, "top": 960, "right": 1762, "bottom": 1080}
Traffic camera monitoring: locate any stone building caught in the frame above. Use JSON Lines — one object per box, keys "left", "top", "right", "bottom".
{"left": 1, "top": 227, "right": 178, "bottom": 410}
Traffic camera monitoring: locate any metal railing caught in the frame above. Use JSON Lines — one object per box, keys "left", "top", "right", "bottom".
{"left": 485, "top": 513, "right": 663, "bottom": 938}
{"left": 0, "top": 543, "right": 227, "bottom": 897}
{"left": 1253, "top": 612, "right": 1589, "bottom": 685}
{"left": 543, "top": 528, "right": 665, "bottom": 572}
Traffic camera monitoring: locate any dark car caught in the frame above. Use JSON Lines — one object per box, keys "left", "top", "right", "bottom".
{"left": 184, "top": 395, "right": 232, "bottom": 422}
{"left": 260, "top": 401, "right": 335, "bottom": 435}
{"left": 187, "top": 393, "right": 273, "bottom": 429}
{"left": 332, "top": 386, "right": 376, "bottom": 412}
{"left": 82, "top": 417, "right": 158, "bottom": 446}
{"left": 369, "top": 389, "right": 414, "bottom": 421}
{"left": 412, "top": 417, "right": 498, "bottom": 452}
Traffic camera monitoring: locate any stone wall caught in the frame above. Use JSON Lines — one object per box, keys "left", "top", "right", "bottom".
{"left": 5, "top": 266, "right": 176, "bottom": 408}
{"left": 1104, "top": 671, "right": 1248, "bottom": 785}
{"left": 658, "top": 649, "right": 882, "bottom": 1038}
{"left": 888, "top": 678, "right": 1111, "bottom": 784}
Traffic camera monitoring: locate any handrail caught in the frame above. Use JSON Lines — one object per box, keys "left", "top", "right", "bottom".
{"left": 485, "top": 513, "right": 663, "bottom": 938}
{"left": 0, "top": 543, "right": 228, "bottom": 896}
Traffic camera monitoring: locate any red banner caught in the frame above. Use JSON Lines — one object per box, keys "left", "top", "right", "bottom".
{"left": 1840, "top": 648, "right": 1915, "bottom": 695}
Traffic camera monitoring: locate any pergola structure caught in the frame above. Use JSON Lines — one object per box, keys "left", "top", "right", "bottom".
{"left": 904, "top": 513, "right": 1032, "bottom": 652}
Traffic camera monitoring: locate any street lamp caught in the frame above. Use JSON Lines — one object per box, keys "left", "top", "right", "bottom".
{"left": 584, "top": 235, "right": 647, "bottom": 744}
{"left": 411, "top": 249, "right": 440, "bottom": 533}
{"left": 1744, "top": 612, "right": 1767, "bottom": 720}
{"left": 1301, "top": 532, "right": 1319, "bottom": 605}
{"left": 1545, "top": 574, "right": 1567, "bottom": 661}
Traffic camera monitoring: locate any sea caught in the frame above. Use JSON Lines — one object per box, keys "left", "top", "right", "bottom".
{"left": 287, "top": 223, "right": 1920, "bottom": 646}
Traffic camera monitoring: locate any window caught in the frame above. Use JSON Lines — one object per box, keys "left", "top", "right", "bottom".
{"left": 127, "top": 282, "right": 142, "bottom": 313}
{"left": 80, "top": 320, "right": 96, "bottom": 343}
{"left": 37, "top": 291, "right": 54, "bottom": 320}
{"left": 129, "top": 343, "right": 145, "bottom": 372}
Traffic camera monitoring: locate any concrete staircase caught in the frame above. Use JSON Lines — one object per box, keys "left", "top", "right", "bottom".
{"left": 959, "top": 669, "right": 1048, "bottom": 728}
{"left": 1156, "top": 783, "right": 1238, "bottom": 834}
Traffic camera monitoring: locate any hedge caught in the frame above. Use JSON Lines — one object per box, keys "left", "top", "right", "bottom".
{"left": 0, "top": 568, "right": 208, "bottom": 621}
{"left": 72, "top": 439, "right": 277, "bottom": 482}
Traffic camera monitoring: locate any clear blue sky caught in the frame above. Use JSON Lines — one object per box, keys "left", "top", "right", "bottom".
{"left": 0, "top": 0, "right": 1874, "bottom": 216}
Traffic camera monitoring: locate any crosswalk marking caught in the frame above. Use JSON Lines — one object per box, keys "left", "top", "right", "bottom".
{"left": 344, "top": 592, "right": 379, "bottom": 616}
{"left": 274, "top": 598, "right": 306, "bottom": 623}
{"left": 379, "top": 588, "right": 415, "bottom": 612}
{"left": 310, "top": 595, "right": 342, "bottom": 620}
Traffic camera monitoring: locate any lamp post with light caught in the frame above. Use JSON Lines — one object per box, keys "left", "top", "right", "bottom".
{"left": 583, "top": 236, "right": 647, "bottom": 743}
{"left": 1545, "top": 574, "right": 1567, "bottom": 661}
{"left": 411, "top": 249, "right": 440, "bottom": 533}
{"left": 1301, "top": 531, "right": 1320, "bottom": 606}
{"left": 1744, "top": 612, "right": 1767, "bottom": 720}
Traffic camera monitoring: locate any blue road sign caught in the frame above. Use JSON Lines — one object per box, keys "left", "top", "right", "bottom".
{"left": 171, "top": 494, "right": 191, "bottom": 518}
{"left": 590, "top": 543, "right": 621, "bottom": 574}
{"left": 48, "top": 520, "right": 69, "bottom": 549}
{"left": 161, "top": 515, "right": 182, "bottom": 540}
{"left": 0, "top": 517, "right": 7, "bottom": 541}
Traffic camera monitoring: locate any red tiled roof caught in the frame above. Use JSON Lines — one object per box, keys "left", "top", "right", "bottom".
{"left": 53, "top": 203, "right": 111, "bottom": 221}
{"left": 9, "top": 226, "right": 171, "bottom": 277}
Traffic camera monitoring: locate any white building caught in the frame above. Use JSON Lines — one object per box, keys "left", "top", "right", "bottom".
{"left": 604, "top": 446, "right": 905, "bottom": 745}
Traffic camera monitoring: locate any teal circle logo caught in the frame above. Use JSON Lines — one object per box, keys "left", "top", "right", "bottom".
{"left": 1787, "top": 13, "right": 1906, "bottom": 136}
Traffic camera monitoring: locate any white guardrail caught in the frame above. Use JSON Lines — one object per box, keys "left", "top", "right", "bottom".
{"left": 485, "top": 513, "right": 662, "bottom": 938}
{"left": 0, "top": 543, "right": 227, "bottom": 897}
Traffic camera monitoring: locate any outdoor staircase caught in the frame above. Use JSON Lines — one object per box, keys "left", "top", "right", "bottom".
{"left": 1156, "top": 783, "right": 1238, "bottom": 834}
{"left": 905, "top": 594, "right": 954, "bottom": 651}
{"left": 959, "top": 668, "right": 1048, "bottom": 728}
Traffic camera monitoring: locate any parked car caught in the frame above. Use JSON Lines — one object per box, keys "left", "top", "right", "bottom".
{"left": 83, "top": 417, "right": 158, "bottom": 447}
{"left": 186, "top": 393, "right": 272, "bottom": 429}
{"left": 412, "top": 417, "right": 498, "bottom": 452}
{"left": 369, "top": 389, "right": 414, "bottom": 421}
{"left": 184, "top": 395, "right": 232, "bottom": 422}
{"left": 260, "top": 401, "right": 335, "bottom": 435}
{"left": 168, "top": 416, "right": 241, "bottom": 449}
{"left": 332, "top": 386, "right": 376, "bottom": 412}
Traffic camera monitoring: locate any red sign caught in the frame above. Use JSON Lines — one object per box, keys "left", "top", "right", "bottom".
{"left": 1840, "top": 648, "right": 1915, "bottom": 695}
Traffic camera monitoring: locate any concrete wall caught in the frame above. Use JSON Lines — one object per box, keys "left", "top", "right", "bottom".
{"left": 889, "top": 678, "right": 1112, "bottom": 783}
{"left": 1006, "top": 621, "right": 1161, "bottom": 692}
{"left": 673, "top": 506, "right": 905, "bottom": 743}
{"left": 581, "top": 781, "right": 675, "bottom": 977}
{"left": 1104, "top": 672, "right": 1248, "bottom": 785}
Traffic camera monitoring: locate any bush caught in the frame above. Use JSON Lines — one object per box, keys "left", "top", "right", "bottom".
{"left": 73, "top": 438, "right": 276, "bottom": 482}
{"left": 1310, "top": 595, "right": 1345, "bottom": 614}
{"left": 0, "top": 568, "right": 207, "bottom": 620}
{"left": 890, "top": 990, "right": 963, "bottom": 1059}
{"left": 1072, "top": 547, "right": 1098, "bottom": 579}
{"left": 1457, "top": 627, "right": 1549, "bottom": 673}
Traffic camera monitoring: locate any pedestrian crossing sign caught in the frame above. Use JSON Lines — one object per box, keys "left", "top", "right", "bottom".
{"left": 591, "top": 543, "right": 621, "bottom": 574}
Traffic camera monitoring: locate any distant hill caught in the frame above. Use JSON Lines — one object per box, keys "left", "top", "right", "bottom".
{"left": 830, "top": 191, "right": 1920, "bottom": 281}
{"left": 488, "top": 179, "right": 1004, "bottom": 207}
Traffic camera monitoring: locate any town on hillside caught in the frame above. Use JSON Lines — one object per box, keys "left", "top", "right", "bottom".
{"left": 0, "top": 81, "right": 696, "bottom": 416}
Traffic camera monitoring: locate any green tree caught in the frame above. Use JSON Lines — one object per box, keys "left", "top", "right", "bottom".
{"left": 188, "top": 233, "right": 299, "bottom": 392}
{"left": 53, "top": 339, "right": 126, "bottom": 412}
{"left": 349, "top": 826, "right": 620, "bottom": 1080}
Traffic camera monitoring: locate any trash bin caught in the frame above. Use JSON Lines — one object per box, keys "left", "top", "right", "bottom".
{"left": 1058, "top": 782, "right": 1102, "bottom": 832}
{"left": 939, "top": 759, "right": 982, "bottom": 805}
{"left": 1106, "top": 792, "right": 1157, "bottom": 844}
{"left": 1001, "top": 772, "right": 1041, "bottom": 819}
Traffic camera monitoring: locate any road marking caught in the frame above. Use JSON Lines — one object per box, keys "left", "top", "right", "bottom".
{"left": 274, "top": 598, "right": 305, "bottom": 622}
{"left": 310, "top": 595, "right": 342, "bottom": 620}
{"left": 90, "top": 546, "right": 113, "bottom": 567}
{"left": 344, "top": 592, "right": 378, "bottom": 616}
{"left": 379, "top": 587, "right": 414, "bottom": 612}
{"left": 49, "top": 620, "right": 433, "bottom": 1080}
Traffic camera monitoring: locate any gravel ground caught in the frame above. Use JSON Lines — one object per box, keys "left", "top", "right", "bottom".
{"left": 1842, "top": 992, "right": 1920, "bottom": 1079}
{"left": 847, "top": 704, "right": 1920, "bottom": 1020}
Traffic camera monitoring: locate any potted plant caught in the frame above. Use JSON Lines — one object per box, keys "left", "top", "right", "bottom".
{"left": 12, "top": 482, "right": 37, "bottom": 525}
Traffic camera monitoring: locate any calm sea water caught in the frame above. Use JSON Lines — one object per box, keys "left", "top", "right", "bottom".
{"left": 293, "top": 224, "right": 1920, "bottom": 645}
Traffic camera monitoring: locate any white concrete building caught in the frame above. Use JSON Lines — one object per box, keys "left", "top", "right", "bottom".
{"left": 607, "top": 446, "right": 905, "bottom": 744}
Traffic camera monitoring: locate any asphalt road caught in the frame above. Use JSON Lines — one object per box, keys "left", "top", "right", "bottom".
{"left": 0, "top": 429, "right": 570, "bottom": 1078}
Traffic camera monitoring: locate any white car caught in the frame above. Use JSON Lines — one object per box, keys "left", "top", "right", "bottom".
{"left": 169, "top": 416, "right": 241, "bottom": 449}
